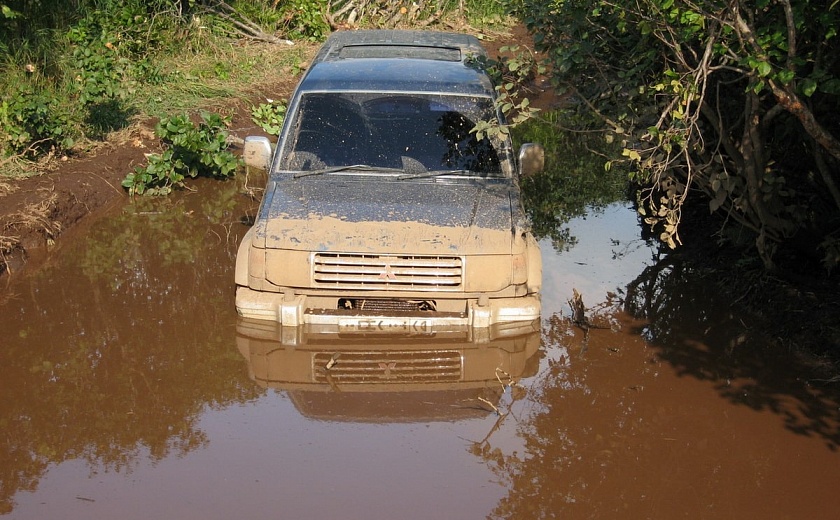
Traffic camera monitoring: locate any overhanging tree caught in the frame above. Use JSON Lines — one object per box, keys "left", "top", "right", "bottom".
{"left": 510, "top": 0, "right": 840, "bottom": 270}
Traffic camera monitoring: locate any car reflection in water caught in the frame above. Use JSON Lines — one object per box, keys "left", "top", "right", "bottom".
{"left": 236, "top": 319, "right": 541, "bottom": 422}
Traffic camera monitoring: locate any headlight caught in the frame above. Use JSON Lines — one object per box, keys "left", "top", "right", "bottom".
{"left": 263, "top": 249, "right": 311, "bottom": 287}
{"left": 464, "top": 255, "right": 513, "bottom": 291}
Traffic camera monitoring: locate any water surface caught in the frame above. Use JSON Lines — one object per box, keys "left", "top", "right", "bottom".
{"left": 1, "top": 177, "right": 838, "bottom": 519}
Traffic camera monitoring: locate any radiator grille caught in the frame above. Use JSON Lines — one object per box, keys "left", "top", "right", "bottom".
{"left": 313, "top": 350, "right": 462, "bottom": 383}
{"left": 313, "top": 253, "right": 463, "bottom": 290}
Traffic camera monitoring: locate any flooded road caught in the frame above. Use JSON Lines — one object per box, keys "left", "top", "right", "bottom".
{"left": 2, "top": 176, "right": 840, "bottom": 519}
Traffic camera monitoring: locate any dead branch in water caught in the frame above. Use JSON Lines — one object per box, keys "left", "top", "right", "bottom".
{"left": 568, "top": 288, "right": 589, "bottom": 331}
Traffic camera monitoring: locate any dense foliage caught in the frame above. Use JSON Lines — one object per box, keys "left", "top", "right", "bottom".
{"left": 1, "top": 0, "right": 506, "bottom": 185}
{"left": 0, "top": 0, "right": 173, "bottom": 159}
{"left": 0, "top": 0, "right": 332, "bottom": 162}
{"left": 122, "top": 112, "right": 240, "bottom": 195}
{"left": 507, "top": 0, "right": 840, "bottom": 271}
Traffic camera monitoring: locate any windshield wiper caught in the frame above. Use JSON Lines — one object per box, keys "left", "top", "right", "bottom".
{"left": 396, "top": 169, "right": 473, "bottom": 180}
{"left": 293, "top": 164, "right": 404, "bottom": 178}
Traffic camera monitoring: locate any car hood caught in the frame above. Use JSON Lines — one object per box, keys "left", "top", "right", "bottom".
{"left": 253, "top": 177, "right": 517, "bottom": 255}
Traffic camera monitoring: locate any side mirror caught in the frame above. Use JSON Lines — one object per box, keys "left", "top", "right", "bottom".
{"left": 518, "top": 143, "right": 545, "bottom": 177}
{"left": 243, "top": 136, "right": 273, "bottom": 171}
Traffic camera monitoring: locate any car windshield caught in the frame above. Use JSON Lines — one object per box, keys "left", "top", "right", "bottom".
{"left": 278, "top": 92, "right": 508, "bottom": 177}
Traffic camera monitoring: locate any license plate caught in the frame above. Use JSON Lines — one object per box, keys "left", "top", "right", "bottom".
{"left": 338, "top": 318, "right": 431, "bottom": 334}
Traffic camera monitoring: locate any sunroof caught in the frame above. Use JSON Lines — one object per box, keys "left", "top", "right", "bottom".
{"left": 338, "top": 44, "right": 462, "bottom": 61}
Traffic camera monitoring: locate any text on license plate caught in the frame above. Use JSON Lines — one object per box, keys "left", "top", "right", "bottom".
{"left": 338, "top": 318, "right": 431, "bottom": 334}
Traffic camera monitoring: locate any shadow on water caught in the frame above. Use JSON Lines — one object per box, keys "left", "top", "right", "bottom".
{"left": 625, "top": 253, "right": 840, "bottom": 450}
{"left": 471, "top": 249, "right": 840, "bottom": 518}
{"left": 520, "top": 111, "right": 840, "bottom": 452}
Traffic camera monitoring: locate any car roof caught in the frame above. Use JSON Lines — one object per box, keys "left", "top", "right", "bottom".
{"left": 297, "top": 30, "right": 495, "bottom": 97}
{"left": 314, "top": 30, "right": 487, "bottom": 60}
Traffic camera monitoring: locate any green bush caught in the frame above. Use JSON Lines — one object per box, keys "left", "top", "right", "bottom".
{"left": 279, "top": 0, "right": 329, "bottom": 41}
{"left": 0, "top": 86, "right": 74, "bottom": 156}
{"left": 65, "top": 2, "right": 166, "bottom": 105}
{"left": 122, "top": 112, "right": 241, "bottom": 196}
{"left": 251, "top": 99, "right": 287, "bottom": 136}
{"left": 0, "top": 1, "right": 171, "bottom": 158}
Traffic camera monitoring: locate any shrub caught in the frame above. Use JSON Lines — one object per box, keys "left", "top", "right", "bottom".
{"left": 122, "top": 112, "right": 241, "bottom": 196}
{"left": 251, "top": 99, "right": 287, "bottom": 136}
{"left": 0, "top": 86, "right": 74, "bottom": 157}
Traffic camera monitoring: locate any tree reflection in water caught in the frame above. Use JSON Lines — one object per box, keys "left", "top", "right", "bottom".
{"left": 0, "top": 177, "right": 262, "bottom": 514}
{"left": 516, "top": 110, "right": 629, "bottom": 252}
{"left": 470, "top": 284, "right": 840, "bottom": 519}
{"left": 625, "top": 255, "right": 840, "bottom": 449}
{"left": 460, "top": 117, "right": 840, "bottom": 515}
{"left": 473, "top": 258, "right": 840, "bottom": 518}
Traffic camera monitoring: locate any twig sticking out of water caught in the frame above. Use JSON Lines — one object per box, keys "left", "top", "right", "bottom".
{"left": 568, "top": 288, "right": 590, "bottom": 355}
{"left": 477, "top": 397, "right": 500, "bottom": 415}
{"left": 495, "top": 367, "right": 515, "bottom": 388}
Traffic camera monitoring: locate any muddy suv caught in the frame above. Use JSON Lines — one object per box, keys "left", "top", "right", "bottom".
{"left": 236, "top": 30, "right": 544, "bottom": 336}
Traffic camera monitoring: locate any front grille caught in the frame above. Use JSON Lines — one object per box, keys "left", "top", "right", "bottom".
{"left": 313, "top": 253, "right": 462, "bottom": 290}
{"left": 313, "top": 350, "right": 462, "bottom": 383}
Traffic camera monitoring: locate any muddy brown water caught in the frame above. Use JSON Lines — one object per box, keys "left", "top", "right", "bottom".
{"left": 1, "top": 177, "right": 839, "bottom": 519}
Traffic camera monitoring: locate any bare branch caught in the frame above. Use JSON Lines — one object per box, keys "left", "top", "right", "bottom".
{"left": 202, "top": 0, "right": 293, "bottom": 45}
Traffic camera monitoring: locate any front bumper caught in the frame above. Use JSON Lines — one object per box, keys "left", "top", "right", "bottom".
{"left": 235, "top": 286, "right": 541, "bottom": 333}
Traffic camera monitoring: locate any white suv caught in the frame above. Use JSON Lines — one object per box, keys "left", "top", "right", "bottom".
{"left": 236, "top": 30, "right": 544, "bottom": 337}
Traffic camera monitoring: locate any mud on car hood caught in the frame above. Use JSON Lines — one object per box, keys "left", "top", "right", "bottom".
{"left": 254, "top": 178, "right": 519, "bottom": 255}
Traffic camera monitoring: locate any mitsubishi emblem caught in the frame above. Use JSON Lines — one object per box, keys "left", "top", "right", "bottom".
{"left": 379, "top": 361, "right": 397, "bottom": 378}
{"left": 378, "top": 258, "right": 397, "bottom": 280}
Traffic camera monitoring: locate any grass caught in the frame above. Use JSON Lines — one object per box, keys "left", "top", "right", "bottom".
{"left": 135, "top": 39, "right": 315, "bottom": 117}
{"left": 461, "top": 0, "right": 514, "bottom": 30}
{"left": 0, "top": 0, "right": 519, "bottom": 187}
{"left": 0, "top": 180, "right": 15, "bottom": 197}
{"left": 0, "top": 154, "right": 45, "bottom": 180}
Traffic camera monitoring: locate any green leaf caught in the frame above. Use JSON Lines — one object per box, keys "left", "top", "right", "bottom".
{"left": 776, "top": 70, "right": 795, "bottom": 84}
{"left": 801, "top": 78, "right": 817, "bottom": 97}
{"left": 756, "top": 61, "right": 772, "bottom": 77}
{"left": 622, "top": 148, "right": 641, "bottom": 161}
{"left": 2, "top": 5, "right": 21, "bottom": 18}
